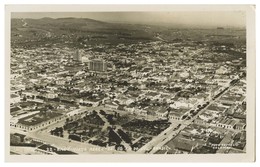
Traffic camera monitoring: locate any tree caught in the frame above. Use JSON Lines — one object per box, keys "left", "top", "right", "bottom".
{"left": 108, "top": 129, "right": 122, "bottom": 144}
{"left": 68, "top": 134, "right": 81, "bottom": 142}
{"left": 89, "top": 127, "right": 94, "bottom": 136}
{"left": 117, "top": 129, "right": 131, "bottom": 144}
{"left": 115, "top": 144, "right": 126, "bottom": 151}
{"left": 99, "top": 110, "right": 106, "bottom": 115}
{"left": 92, "top": 110, "right": 97, "bottom": 115}
{"left": 83, "top": 126, "right": 88, "bottom": 132}
{"left": 58, "top": 127, "right": 63, "bottom": 133}
{"left": 114, "top": 111, "right": 118, "bottom": 118}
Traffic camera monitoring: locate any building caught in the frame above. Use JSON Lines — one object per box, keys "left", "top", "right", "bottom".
{"left": 66, "top": 108, "right": 89, "bottom": 117}
{"left": 234, "top": 122, "right": 246, "bottom": 130}
{"left": 10, "top": 106, "right": 21, "bottom": 115}
{"left": 207, "top": 104, "right": 227, "bottom": 114}
{"left": 88, "top": 59, "right": 107, "bottom": 72}
{"left": 104, "top": 101, "right": 119, "bottom": 110}
{"left": 216, "top": 66, "right": 229, "bottom": 74}
{"left": 79, "top": 98, "right": 101, "bottom": 107}
{"left": 10, "top": 133, "right": 26, "bottom": 144}
{"left": 156, "top": 107, "right": 168, "bottom": 118}
{"left": 216, "top": 117, "right": 237, "bottom": 129}
{"left": 73, "top": 49, "right": 83, "bottom": 62}
{"left": 194, "top": 117, "right": 208, "bottom": 125}
{"left": 56, "top": 79, "right": 66, "bottom": 85}
{"left": 15, "top": 111, "right": 65, "bottom": 132}
{"left": 46, "top": 92, "right": 58, "bottom": 99}
{"left": 10, "top": 94, "right": 20, "bottom": 104}
{"left": 168, "top": 112, "right": 184, "bottom": 120}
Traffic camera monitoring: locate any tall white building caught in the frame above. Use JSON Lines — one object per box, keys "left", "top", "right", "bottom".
{"left": 73, "top": 49, "right": 83, "bottom": 62}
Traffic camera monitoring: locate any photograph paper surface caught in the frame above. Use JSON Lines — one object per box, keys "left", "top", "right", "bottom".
{"left": 5, "top": 5, "right": 255, "bottom": 162}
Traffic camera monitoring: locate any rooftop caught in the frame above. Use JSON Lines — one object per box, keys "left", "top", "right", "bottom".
{"left": 10, "top": 106, "right": 21, "bottom": 113}
{"left": 11, "top": 94, "right": 19, "bottom": 98}
{"left": 207, "top": 105, "right": 226, "bottom": 112}
{"left": 17, "top": 111, "right": 63, "bottom": 126}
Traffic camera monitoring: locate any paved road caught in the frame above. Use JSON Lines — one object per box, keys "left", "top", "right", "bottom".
{"left": 96, "top": 111, "right": 110, "bottom": 132}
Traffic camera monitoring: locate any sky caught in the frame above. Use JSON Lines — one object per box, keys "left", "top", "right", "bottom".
{"left": 11, "top": 12, "right": 246, "bottom": 28}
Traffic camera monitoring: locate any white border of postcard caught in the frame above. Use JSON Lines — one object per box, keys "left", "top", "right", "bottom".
{"left": 5, "top": 4, "right": 255, "bottom": 162}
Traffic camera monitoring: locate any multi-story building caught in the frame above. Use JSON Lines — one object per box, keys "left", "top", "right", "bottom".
{"left": 73, "top": 49, "right": 83, "bottom": 62}
{"left": 88, "top": 59, "right": 107, "bottom": 72}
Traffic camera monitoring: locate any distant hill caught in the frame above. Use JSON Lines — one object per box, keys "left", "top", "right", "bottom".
{"left": 11, "top": 17, "right": 246, "bottom": 49}
{"left": 11, "top": 17, "right": 158, "bottom": 48}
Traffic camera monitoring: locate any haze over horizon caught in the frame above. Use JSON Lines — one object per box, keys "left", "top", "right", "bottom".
{"left": 11, "top": 12, "right": 246, "bottom": 29}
